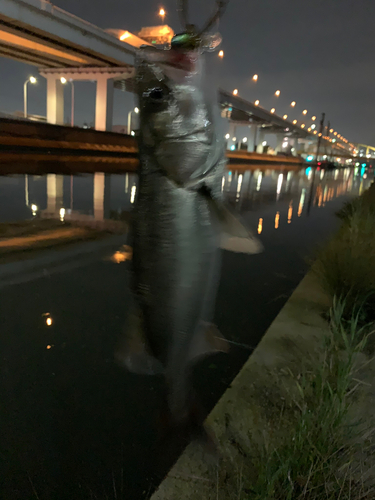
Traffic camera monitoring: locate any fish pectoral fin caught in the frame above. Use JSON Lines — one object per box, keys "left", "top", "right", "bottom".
{"left": 115, "top": 312, "right": 164, "bottom": 376}
{"left": 220, "top": 234, "right": 263, "bottom": 254}
{"left": 207, "top": 197, "right": 264, "bottom": 254}
{"left": 188, "top": 322, "right": 229, "bottom": 362}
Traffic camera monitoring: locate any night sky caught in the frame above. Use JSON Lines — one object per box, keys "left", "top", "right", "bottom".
{"left": 1, "top": 0, "right": 374, "bottom": 144}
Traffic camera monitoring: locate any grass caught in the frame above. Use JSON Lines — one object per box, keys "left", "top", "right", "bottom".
{"left": 245, "top": 298, "right": 373, "bottom": 500}
{"left": 313, "top": 182, "right": 375, "bottom": 323}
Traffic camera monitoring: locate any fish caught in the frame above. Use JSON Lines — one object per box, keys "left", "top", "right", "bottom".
{"left": 116, "top": 43, "right": 262, "bottom": 425}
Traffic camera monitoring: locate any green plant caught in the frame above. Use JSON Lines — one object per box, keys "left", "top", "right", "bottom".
{"left": 246, "top": 299, "right": 372, "bottom": 500}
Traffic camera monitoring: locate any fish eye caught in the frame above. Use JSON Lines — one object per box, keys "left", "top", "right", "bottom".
{"left": 149, "top": 87, "right": 165, "bottom": 100}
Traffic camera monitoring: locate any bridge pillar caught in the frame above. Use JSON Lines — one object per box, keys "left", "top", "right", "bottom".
{"left": 256, "top": 127, "right": 265, "bottom": 153}
{"left": 94, "top": 76, "right": 113, "bottom": 220}
{"left": 46, "top": 77, "right": 64, "bottom": 125}
{"left": 275, "top": 134, "right": 285, "bottom": 154}
{"left": 246, "top": 124, "right": 258, "bottom": 152}
{"left": 95, "top": 77, "right": 114, "bottom": 131}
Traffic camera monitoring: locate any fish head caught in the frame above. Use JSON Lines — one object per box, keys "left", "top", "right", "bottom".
{"left": 136, "top": 46, "right": 219, "bottom": 185}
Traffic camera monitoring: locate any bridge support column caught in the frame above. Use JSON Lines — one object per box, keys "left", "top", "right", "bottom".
{"left": 46, "top": 77, "right": 64, "bottom": 125}
{"left": 256, "top": 127, "right": 265, "bottom": 153}
{"left": 275, "top": 134, "right": 285, "bottom": 154}
{"left": 95, "top": 77, "right": 114, "bottom": 131}
{"left": 94, "top": 76, "right": 113, "bottom": 220}
{"left": 226, "top": 122, "right": 237, "bottom": 150}
{"left": 246, "top": 124, "right": 257, "bottom": 152}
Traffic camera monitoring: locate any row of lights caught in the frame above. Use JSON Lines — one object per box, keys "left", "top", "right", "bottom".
{"left": 231, "top": 83, "right": 350, "bottom": 146}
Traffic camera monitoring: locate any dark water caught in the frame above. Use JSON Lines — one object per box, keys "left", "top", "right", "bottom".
{"left": 0, "top": 164, "right": 372, "bottom": 499}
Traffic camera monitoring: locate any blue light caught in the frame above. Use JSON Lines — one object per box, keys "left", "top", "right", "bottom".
{"left": 305, "top": 167, "right": 312, "bottom": 176}
{"left": 228, "top": 107, "right": 233, "bottom": 112}
{"left": 230, "top": 145, "right": 235, "bottom": 151}
{"left": 362, "top": 163, "right": 367, "bottom": 167}
{"left": 306, "top": 155, "right": 314, "bottom": 162}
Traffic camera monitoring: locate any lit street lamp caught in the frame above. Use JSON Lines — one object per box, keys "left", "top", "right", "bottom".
{"left": 252, "top": 74, "right": 258, "bottom": 82}
{"left": 270, "top": 108, "right": 275, "bottom": 114}
{"left": 218, "top": 50, "right": 224, "bottom": 58}
{"left": 233, "top": 89, "right": 238, "bottom": 96}
{"left": 290, "top": 101, "right": 296, "bottom": 107}
{"left": 159, "top": 8, "right": 166, "bottom": 23}
{"left": 302, "top": 109, "right": 308, "bottom": 115}
{"left": 283, "top": 114, "right": 288, "bottom": 120}
{"left": 23, "top": 76, "right": 37, "bottom": 118}
{"left": 128, "top": 107, "right": 139, "bottom": 135}
{"left": 275, "top": 90, "right": 280, "bottom": 97}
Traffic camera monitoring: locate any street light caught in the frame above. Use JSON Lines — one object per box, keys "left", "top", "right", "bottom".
{"left": 218, "top": 50, "right": 224, "bottom": 58}
{"left": 293, "top": 119, "right": 297, "bottom": 124}
{"left": 23, "top": 76, "right": 37, "bottom": 118}
{"left": 275, "top": 90, "right": 280, "bottom": 97}
{"left": 291, "top": 101, "right": 296, "bottom": 107}
{"left": 159, "top": 8, "right": 166, "bottom": 23}
{"left": 270, "top": 108, "right": 275, "bottom": 114}
{"left": 128, "top": 107, "right": 139, "bottom": 135}
{"left": 233, "top": 89, "right": 238, "bottom": 95}
{"left": 60, "top": 77, "right": 75, "bottom": 127}
{"left": 283, "top": 114, "right": 288, "bottom": 120}
{"left": 252, "top": 74, "right": 258, "bottom": 82}
{"left": 255, "top": 100, "right": 260, "bottom": 106}
{"left": 311, "top": 116, "right": 316, "bottom": 121}
{"left": 302, "top": 109, "right": 307, "bottom": 115}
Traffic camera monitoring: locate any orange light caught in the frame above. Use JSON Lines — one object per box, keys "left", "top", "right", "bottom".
{"left": 275, "top": 90, "right": 280, "bottom": 96}
{"left": 218, "top": 50, "right": 224, "bottom": 58}
{"left": 270, "top": 108, "right": 275, "bottom": 114}
{"left": 255, "top": 100, "right": 260, "bottom": 106}
{"left": 120, "top": 31, "right": 130, "bottom": 40}
{"left": 283, "top": 114, "right": 288, "bottom": 120}
{"left": 233, "top": 89, "right": 238, "bottom": 96}
{"left": 275, "top": 212, "right": 280, "bottom": 229}
{"left": 293, "top": 119, "right": 297, "bottom": 125}
{"left": 253, "top": 74, "right": 258, "bottom": 81}
{"left": 301, "top": 124, "right": 305, "bottom": 128}
{"left": 311, "top": 116, "right": 316, "bottom": 121}
{"left": 291, "top": 101, "right": 296, "bottom": 107}
{"left": 46, "top": 317, "right": 52, "bottom": 326}
{"left": 257, "top": 218, "right": 263, "bottom": 234}
{"left": 302, "top": 109, "right": 308, "bottom": 115}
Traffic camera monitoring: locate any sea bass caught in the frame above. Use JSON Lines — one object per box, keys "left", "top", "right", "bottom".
{"left": 118, "top": 43, "right": 262, "bottom": 424}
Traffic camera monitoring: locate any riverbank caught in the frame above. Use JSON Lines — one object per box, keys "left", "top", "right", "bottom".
{"left": 151, "top": 270, "right": 375, "bottom": 499}
{"left": 0, "top": 219, "right": 127, "bottom": 263}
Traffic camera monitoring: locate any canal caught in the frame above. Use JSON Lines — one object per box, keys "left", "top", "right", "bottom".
{"left": 0, "top": 164, "right": 371, "bottom": 499}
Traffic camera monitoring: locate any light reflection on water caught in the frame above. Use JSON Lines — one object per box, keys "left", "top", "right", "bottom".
{"left": 0, "top": 166, "right": 373, "bottom": 234}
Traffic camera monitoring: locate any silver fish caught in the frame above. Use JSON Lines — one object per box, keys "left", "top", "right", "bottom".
{"left": 117, "top": 46, "right": 262, "bottom": 423}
